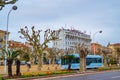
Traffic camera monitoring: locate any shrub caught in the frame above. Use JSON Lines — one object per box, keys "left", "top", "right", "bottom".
{"left": 46, "top": 71, "right": 52, "bottom": 75}
{"left": 97, "top": 67, "right": 111, "bottom": 71}
{"left": 97, "top": 66, "right": 120, "bottom": 71}
{"left": 108, "top": 59, "right": 117, "bottom": 65}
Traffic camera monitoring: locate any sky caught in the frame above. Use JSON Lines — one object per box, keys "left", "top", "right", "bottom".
{"left": 0, "top": 0, "right": 120, "bottom": 47}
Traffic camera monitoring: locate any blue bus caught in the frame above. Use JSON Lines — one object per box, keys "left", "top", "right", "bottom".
{"left": 60, "top": 53, "right": 104, "bottom": 70}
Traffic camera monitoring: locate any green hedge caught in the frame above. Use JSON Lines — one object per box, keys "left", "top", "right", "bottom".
{"left": 108, "top": 60, "right": 117, "bottom": 65}
{"left": 98, "top": 67, "right": 120, "bottom": 71}
{"left": 22, "top": 70, "right": 74, "bottom": 78}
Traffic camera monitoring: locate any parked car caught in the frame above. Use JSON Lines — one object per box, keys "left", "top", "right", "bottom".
{"left": 20, "top": 61, "right": 26, "bottom": 65}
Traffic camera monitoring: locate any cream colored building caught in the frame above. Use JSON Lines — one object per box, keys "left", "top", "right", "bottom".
{"left": 0, "top": 30, "right": 10, "bottom": 56}
{"left": 108, "top": 43, "right": 120, "bottom": 58}
{"left": 52, "top": 28, "right": 91, "bottom": 52}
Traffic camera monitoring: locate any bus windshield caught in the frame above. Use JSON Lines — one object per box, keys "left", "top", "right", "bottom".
{"left": 86, "top": 58, "right": 102, "bottom": 66}
{"left": 61, "top": 58, "right": 80, "bottom": 65}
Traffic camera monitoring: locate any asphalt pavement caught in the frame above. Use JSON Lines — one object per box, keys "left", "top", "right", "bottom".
{"left": 31, "top": 70, "right": 120, "bottom": 80}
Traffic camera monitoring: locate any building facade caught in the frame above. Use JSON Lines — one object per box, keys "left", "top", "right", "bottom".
{"left": 91, "top": 42, "right": 112, "bottom": 56}
{"left": 52, "top": 28, "right": 91, "bottom": 52}
{"left": 0, "top": 30, "right": 8, "bottom": 48}
{"left": 9, "top": 40, "right": 29, "bottom": 50}
{"left": 108, "top": 43, "right": 120, "bottom": 58}
{"left": 0, "top": 30, "right": 10, "bottom": 56}
{"left": 91, "top": 43, "right": 102, "bottom": 54}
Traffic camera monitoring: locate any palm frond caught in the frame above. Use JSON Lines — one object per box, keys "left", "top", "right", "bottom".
{"left": 2, "top": 49, "right": 21, "bottom": 60}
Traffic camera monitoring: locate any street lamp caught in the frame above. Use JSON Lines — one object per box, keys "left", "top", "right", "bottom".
{"left": 4, "top": 5, "right": 17, "bottom": 73}
{"left": 93, "top": 30, "right": 102, "bottom": 55}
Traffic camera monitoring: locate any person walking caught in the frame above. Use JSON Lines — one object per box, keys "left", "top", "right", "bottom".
{"left": 26, "top": 61, "right": 31, "bottom": 71}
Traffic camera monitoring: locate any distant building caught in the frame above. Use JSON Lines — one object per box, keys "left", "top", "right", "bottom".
{"left": 9, "top": 40, "right": 29, "bottom": 50}
{"left": 25, "top": 42, "right": 31, "bottom": 48}
{"left": 0, "top": 30, "right": 10, "bottom": 56}
{"left": 91, "top": 43, "right": 112, "bottom": 56}
{"left": 91, "top": 43, "right": 102, "bottom": 54}
{"left": 52, "top": 28, "right": 91, "bottom": 52}
{"left": 0, "top": 30, "right": 9, "bottom": 48}
{"left": 108, "top": 43, "right": 120, "bottom": 58}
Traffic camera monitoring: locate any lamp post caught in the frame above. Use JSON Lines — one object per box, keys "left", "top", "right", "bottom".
{"left": 93, "top": 30, "right": 102, "bottom": 55}
{"left": 4, "top": 5, "right": 17, "bottom": 73}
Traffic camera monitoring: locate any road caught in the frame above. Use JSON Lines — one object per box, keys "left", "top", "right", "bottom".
{"left": 33, "top": 70, "right": 120, "bottom": 80}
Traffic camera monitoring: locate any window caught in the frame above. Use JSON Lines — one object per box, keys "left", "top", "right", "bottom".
{"left": 61, "top": 57, "right": 80, "bottom": 65}
{"left": 86, "top": 58, "right": 102, "bottom": 65}
{"left": 61, "top": 58, "right": 69, "bottom": 65}
{"left": 0, "top": 37, "right": 3, "bottom": 42}
{"left": 97, "top": 58, "right": 102, "bottom": 63}
{"left": 0, "top": 44, "right": 2, "bottom": 48}
{"left": 4, "top": 36, "right": 6, "bottom": 40}
{"left": 72, "top": 58, "right": 80, "bottom": 63}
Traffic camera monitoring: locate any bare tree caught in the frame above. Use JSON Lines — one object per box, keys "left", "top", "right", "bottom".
{"left": 115, "top": 47, "right": 120, "bottom": 66}
{"left": 98, "top": 47, "right": 112, "bottom": 67}
{"left": 75, "top": 43, "right": 89, "bottom": 72}
{"left": 0, "top": 0, "right": 17, "bottom": 10}
{"left": 18, "top": 26, "right": 60, "bottom": 70}
{"left": 43, "top": 48, "right": 63, "bottom": 65}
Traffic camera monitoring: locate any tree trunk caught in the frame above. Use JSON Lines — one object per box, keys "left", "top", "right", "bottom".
{"left": 7, "top": 59, "right": 13, "bottom": 77}
{"left": 37, "top": 56, "right": 42, "bottom": 70}
{"left": 34, "top": 56, "right": 37, "bottom": 64}
{"left": 68, "top": 59, "right": 72, "bottom": 70}
{"left": 52, "top": 58, "right": 55, "bottom": 65}
{"left": 104, "top": 58, "right": 107, "bottom": 67}
{"left": 16, "top": 59, "right": 21, "bottom": 76}
{"left": 118, "top": 57, "right": 120, "bottom": 67}
{"left": 104, "top": 56, "right": 107, "bottom": 67}
{"left": 49, "top": 59, "right": 52, "bottom": 64}
{"left": 80, "top": 57, "right": 86, "bottom": 72}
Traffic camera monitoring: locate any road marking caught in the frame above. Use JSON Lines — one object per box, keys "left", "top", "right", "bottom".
{"left": 112, "top": 76, "right": 120, "bottom": 79}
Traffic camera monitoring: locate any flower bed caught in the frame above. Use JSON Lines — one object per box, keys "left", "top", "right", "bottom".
{"left": 2, "top": 70, "right": 75, "bottom": 79}
{"left": 22, "top": 70, "right": 74, "bottom": 78}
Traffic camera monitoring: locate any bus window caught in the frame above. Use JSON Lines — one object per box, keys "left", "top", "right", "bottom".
{"left": 97, "top": 58, "right": 102, "bottom": 63}
{"left": 93, "top": 58, "right": 97, "bottom": 63}
{"left": 86, "top": 58, "right": 92, "bottom": 66}
{"left": 72, "top": 58, "right": 76, "bottom": 63}
{"left": 61, "top": 58, "right": 69, "bottom": 65}
{"left": 72, "top": 58, "right": 80, "bottom": 63}
{"left": 76, "top": 58, "right": 80, "bottom": 63}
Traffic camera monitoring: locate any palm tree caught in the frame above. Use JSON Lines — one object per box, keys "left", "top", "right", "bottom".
{"left": 2, "top": 49, "right": 20, "bottom": 77}
{"left": 15, "top": 58, "right": 21, "bottom": 76}
{"left": 13, "top": 46, "right": 31, "bottom": 76}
